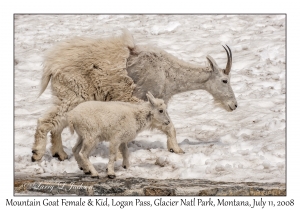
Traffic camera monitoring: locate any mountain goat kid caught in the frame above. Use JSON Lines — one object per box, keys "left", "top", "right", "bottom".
{"left": 67, "top": 92, "right": 171, "bottom": 179}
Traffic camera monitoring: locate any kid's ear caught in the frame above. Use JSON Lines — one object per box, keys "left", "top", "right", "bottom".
{"left": 146, "top": 91, "right": 155, "bottom": 106}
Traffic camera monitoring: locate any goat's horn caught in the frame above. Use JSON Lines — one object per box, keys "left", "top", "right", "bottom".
{"left": 226, "top": 44, "right": 232, "bottom": 69}
{"left": 222, "top": 45, "right": 232, "bottom": 75}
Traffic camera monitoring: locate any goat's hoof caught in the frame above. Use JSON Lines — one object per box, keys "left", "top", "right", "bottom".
{"left": 170, "top": 149, "right": 174, "bottom": 153}
{"left": 123, "top": 166, "right": 127, "bottom": 169}
{"left": 52, "top": 152, "right": 68, "bottom": 161}
{"left": 108, "top": 175, "right": 116, "bottom": 179}
{"left": 53, "top": 151, "right": 68, "bottom": 161}
{"left": 53, "top": 153, "right": 59, "bottom": 158}
{"left": 31, "top": 150, "right": 42, "bottom": 162}
{"left": 79, "top": 167, "right": 83, "bottom": 170}
{"left": 84, "top": 171, "right": 91, "bottom": 175}
{"left": 31, "top": 150, "right": 38, "bottom": 162}
{"left": 58, "top": 155, "right": 68, "bottom": 161}
{"left": 106, "top": 168, "right": 108, "bottom": 172}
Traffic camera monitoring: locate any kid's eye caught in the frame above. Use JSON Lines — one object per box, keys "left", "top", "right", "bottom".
{"left": 222, "top": 80, "right": 227, "bottom": 84}
{"left": 159, "top": 110, "right": 163, "bottom": 113}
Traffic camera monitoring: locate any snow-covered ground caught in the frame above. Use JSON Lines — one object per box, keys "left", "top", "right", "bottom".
{"left": 14, "top": 15, "right": 285, "bottom": 183}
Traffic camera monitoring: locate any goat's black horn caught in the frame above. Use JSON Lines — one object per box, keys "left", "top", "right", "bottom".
{"left": 223, "top": 45, "right": 232, "bottom": 75}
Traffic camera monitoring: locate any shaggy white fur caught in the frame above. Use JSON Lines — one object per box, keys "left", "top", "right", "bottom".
{"left": 32, "top": 30, "right": 141, "bottom": 162}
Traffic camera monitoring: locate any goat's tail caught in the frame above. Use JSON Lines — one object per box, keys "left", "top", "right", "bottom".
{"left": 38, "top": 69, "right": 52, "bottom": 97}
{"left": 121, "top": 28, "right": 135, "bottom": 50}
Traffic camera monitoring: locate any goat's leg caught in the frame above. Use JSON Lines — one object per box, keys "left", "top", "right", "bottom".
{"left": 32, "top": 106, "right": 62, "bottom": 161}
{"left": 154, "top": 121, "right": 184, "bottom": 154}
{"left": 72, "top": 135, "right": 84, "bottom": 170}
{"left": 78, "top": 137, "right": 98, "bottom": 177}
{"left": 165, "top": 122, "right": 184, "bottom": 153}
{"left": 107, "top": 141, "right": 120, "bottom": 179}
{"left": 119, "top": 142, "right": 129, "bottom": 169}
{"left": 50, "top": 119, "right": 68, "bottom": 161}
{"left": 50, "top": 98, "right": 84, "bottom": 161}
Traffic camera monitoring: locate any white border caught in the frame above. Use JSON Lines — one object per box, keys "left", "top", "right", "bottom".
{"left": 2, "top": 0, "right": 298, "bottom": 209}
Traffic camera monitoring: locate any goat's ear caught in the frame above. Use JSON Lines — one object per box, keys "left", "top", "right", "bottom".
{"left": 206, "top": 55, "right": 218, "bottom": 72}
{"left": 146, "top": 92, "right": 156, "bottom": 106}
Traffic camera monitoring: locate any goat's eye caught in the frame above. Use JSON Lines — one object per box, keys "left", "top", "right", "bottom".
{"left": 222, "top": 80, "right": 228, "bottom": 84}
{"left": 159, "top": 110, "right": 163, "bottom": 113}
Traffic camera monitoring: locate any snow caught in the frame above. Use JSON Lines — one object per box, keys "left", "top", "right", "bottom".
{"left": 14, "top": 15, "right": 285, "bottom": 183}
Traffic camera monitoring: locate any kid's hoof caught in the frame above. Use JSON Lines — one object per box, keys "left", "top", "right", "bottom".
{"left": 91, "top": 175, "right": 99, "bottom": 179}
{"left": 106, "top": 168, "right": 108, "bottom": 171}
{"left": 169, "top": 148, "right": 185, "bottom": 154}
{"left": 108, "top": 175, "right": 116, "bottom": 179}
{"left": 80, "top": 167, "right": 83, "bottom": 170}
{"left": 85, "top": 171, "right": 91, "bottom": 175}
{"left": 123, "top": 166, "right": 127, "bottom": 169}
{"left": 31, "top": 156, "right": 36, "bottom": 162}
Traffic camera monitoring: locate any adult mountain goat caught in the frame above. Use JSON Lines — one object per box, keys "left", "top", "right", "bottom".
{"left": 32, "top": 29, "right": 237, "bottom": 162}
{"left": 68, "top": 92, "right": 170, "bottom": 178}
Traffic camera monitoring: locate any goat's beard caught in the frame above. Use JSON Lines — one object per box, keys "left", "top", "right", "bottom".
{"left": 213, "top": 99, "right": 232, "bottom": 112}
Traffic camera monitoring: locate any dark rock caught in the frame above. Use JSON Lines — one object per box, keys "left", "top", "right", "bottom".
{"left": 14, "top": 175, "right": 286, "bottom": 196}
{"left": 144, "top": 187, "right": 175, "bottom": 196}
